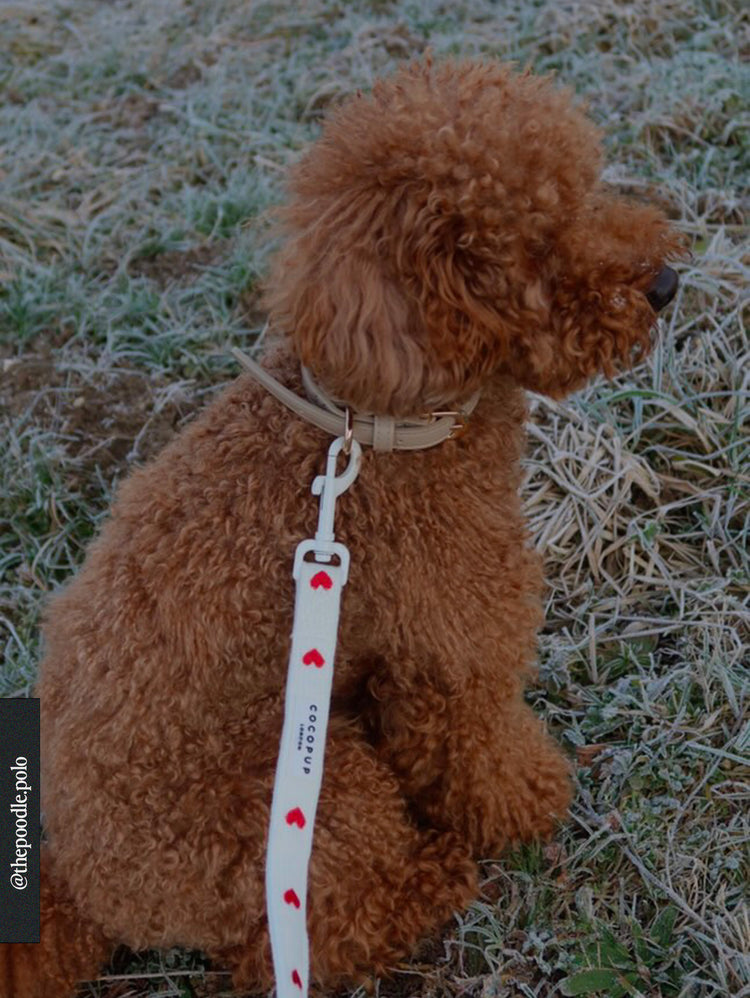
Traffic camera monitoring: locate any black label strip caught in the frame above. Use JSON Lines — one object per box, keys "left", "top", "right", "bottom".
{"left": 0, "top": 698, "right": 40, "bottom": 943}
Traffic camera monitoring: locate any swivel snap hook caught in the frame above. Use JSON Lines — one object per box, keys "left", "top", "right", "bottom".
{"left": 309, "top": 437, "right": 362, "bottom": 558}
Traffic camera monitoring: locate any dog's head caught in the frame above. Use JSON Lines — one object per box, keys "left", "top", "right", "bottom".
{"left": 266, "top": 59, "right": 685, "bottom": 415}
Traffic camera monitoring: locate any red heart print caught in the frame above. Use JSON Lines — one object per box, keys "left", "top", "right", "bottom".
{"left": 292, "top": 970, "right": 303, "bottom": 989}
{"left": 285, "top": 807, "right": 306, "bottom": 829}
{"left": 284, "top": 888, "right": 301, "bottom": 908}
{"left": 302, "top": 648, "right": 325, "bottom": 668}
{"left": 310, "top": 570, "right": 333, "bottom": 590}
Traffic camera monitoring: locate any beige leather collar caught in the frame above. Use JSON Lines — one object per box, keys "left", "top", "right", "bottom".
{"left": 231, "top": 347, "right": 480, "bottom": 452}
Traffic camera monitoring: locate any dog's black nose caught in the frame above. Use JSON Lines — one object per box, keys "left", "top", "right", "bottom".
{"left": 646, "top": 266, "right": 679, "bottom": 311}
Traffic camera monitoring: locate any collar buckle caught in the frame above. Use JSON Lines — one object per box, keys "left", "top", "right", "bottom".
{"left": 424, "top": 409, "right": 471, "bottom": 440}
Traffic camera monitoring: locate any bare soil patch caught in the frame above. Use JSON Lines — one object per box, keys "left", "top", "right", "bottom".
{"left": 128, "top": 244, "right": 223, "bottom": 287}
{"left": 1, "top": 352, "right": 193, "bottom": 478}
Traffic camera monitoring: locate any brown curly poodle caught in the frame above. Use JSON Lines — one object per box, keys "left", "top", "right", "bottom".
{"left": 1, "top": 58, "right": 683, "bottom": 996}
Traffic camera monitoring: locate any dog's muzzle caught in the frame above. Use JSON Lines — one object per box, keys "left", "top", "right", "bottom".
{"left": 646, "top": 266, "right": 679, "bottom": 312}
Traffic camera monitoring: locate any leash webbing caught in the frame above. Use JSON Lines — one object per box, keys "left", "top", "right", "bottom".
{"left": 266, "top": 437, "right": 362, "bottom": 998}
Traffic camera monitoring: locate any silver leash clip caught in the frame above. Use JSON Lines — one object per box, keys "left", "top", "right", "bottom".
{"left": 292, "top": 437, "right": 362, "bottom": 583}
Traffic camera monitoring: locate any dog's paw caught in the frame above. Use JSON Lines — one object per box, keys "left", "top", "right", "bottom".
{"left": 418, "top": 714, "right": 573, "bottom": 855}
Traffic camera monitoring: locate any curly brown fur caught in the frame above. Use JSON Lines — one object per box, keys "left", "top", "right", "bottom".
{"left": 1, "top": 58, "right": 684, "bottom": 996}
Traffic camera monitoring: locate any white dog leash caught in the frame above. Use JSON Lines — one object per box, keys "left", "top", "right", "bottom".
{"left": 236, "top": 345, "right": 478, "bottom": 995}
{"left": 266, "top": 436, "right": 362, "bottom": 998}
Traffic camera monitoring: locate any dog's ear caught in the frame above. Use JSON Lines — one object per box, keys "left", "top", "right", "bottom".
{"left": 265, "top": 230, "right": 430, "bottom": 415}
{"left": 264, "top": 185, "right": 516, "bottom": 416}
